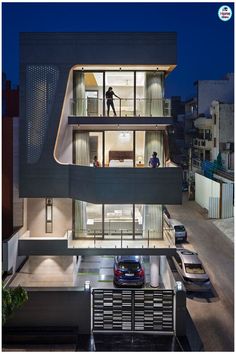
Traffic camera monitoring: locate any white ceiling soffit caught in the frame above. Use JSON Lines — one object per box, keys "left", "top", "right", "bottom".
{"left": 74, "top": 65, "right": 171, "bottom": 71}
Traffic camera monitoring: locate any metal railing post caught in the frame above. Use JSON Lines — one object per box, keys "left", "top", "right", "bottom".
{"left": 119, "top": 99, "right": 121, "bottom": 117}
{"left": 94, "top": 230, "right": 96, "bottom": 248}
{"left": 121, "top": 230, "right": 123, "bottom": 248}
{"left": 148, "top": 230, "right": 150, "bottom": 248}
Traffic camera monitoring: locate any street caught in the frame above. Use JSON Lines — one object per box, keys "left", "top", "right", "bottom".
{"left": 168, "top": 193, "right": 234, "bottom": 351}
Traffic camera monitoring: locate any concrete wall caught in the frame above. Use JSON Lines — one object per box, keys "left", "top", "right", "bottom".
{"left": 2, "top": 228, "right": 27, "bottom": 273}
{"left": 5, "top": 289, "right": 91, "bottom": 334}
{"left": 27, "top": 198, "right": 72, "bottom": 237}
{"left": 197, "top": 73, "right": 234, "bottom": 116}
{"left": 219, "top": 104, "right": 234, "bottom": 143}
{"left": 195, "top": 173, "right": 220, "bottom": 210}
{"left": 160, "top": 256, "right": 176, "bottom": 289}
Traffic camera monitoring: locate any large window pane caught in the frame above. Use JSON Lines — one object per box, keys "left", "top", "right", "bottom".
{"left": 105, "top": 131, "right": 133, "bottom": 167}
{"left": 74, "top": 131, "right": 103, "bottom": 166}
{"left": 135, "top": 204, "right": 162, "bottom": 239}
{"left": 136, "top": 71, "right": 164, "bottom": 117}
{"left": 74, "top": 201, "right": 102, "bottom": 238}
{"left": 73, "top": 71, "right": 103, "bottom": 116}
{"left": 135, "top": 131, "right": 163, "bottom": 167}
{"left": 104, "top": 205, "right": 133, "bottom": 237}
{"left": 105, "top": 72, "right": 134, "bottom": 116}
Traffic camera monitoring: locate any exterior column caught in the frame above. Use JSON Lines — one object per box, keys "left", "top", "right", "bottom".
{"left": 150, "top": 255, "right": 160, "bottom": 287}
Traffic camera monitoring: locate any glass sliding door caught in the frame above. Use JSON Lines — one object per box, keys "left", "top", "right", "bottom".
{"left": 104, "top": 204, "right": 133, "bottom": 237}
{"left": 136, "top": 71, "right": 164, "bottom": 117}
{"left": 74, "top": 131, "right": 103, "bottom": 167}
{"left": 105, "top": 72, "right": 134, "bottom": 116}
{"left": 105, "top": 131, "right": 134, "bottom": 167}
{"left": 135, "top": 204, "right": 163, "bottom": 239}
{"left": 74, "top": 201, "right": 103, "bottom": 239}
{"left": 73, "top": 71, "right": 103, "bottom": 116}
{"left": 135, "top": 131, "right": 164, "bottom": 167}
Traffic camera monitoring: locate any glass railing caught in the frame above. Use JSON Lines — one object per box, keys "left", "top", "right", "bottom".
{"left": 67, "top": 228, "right": 175, "bottom": 249}
{"left": 70, "top": 98, "right": 171, "bottom": 117}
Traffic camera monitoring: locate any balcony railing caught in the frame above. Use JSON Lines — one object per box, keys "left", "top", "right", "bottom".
{"left": 70, "top": 98, "right": 171, "bottom": 117}
{"left": 67, "top": 228, "right": 175, "bottom": 249}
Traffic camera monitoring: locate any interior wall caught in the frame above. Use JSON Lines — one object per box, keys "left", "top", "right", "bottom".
{"left": 105, "top": 131, "right": 133, "bottom": 164}
{"left": 27, "top": 198, "right": 72, "bottom": 237}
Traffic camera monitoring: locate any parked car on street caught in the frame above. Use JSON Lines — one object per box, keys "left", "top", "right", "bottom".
{"left": 172, "top": 249, "right": 211, "bottom": 292}
{"left": 113, "top": 256, "right": 145, "bottom": 287}
{"left": 164, "top": 215, "right": 187, "bottom": 243}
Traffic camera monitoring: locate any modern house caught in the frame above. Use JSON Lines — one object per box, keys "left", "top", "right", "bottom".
{"left": 3, "top": 33, "right": 191, "bottom": 340}
{"left": 11, "top": 32, "right": 182, "bottom": 257}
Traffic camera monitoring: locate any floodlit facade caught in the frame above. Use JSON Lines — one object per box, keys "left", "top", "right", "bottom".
{"left": 11, "top": 32, "right": 183, "bottom": 260}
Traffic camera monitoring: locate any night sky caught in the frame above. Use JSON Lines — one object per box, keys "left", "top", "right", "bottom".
{"left": 2, "top": 2, "right": 234, "bottom": 99}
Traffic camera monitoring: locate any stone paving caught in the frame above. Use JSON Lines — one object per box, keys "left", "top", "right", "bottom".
{"left": 211, "top": 217, "right": 234, "bottom": 243}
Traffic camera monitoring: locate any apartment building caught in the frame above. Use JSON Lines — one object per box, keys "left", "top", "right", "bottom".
{"left": 3, "top": 33, "right": 190, "bottom": 339}
{"left": 7, "top": 32, "right": 180, "bottom": 258}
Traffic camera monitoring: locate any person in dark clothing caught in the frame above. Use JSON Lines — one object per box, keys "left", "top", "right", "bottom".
{"left": 149, "top": 151, "right": 160, "bottom": 168}
{"left": 93, "top": 155, "right": 100, "bottom": 167}
{"left": 105, "top": 87, "right": 120, "bottom": 116}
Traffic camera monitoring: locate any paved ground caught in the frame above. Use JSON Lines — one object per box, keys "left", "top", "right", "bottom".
{"left": 76, "top": 255, "right": 154, "bottom": 288}
{"left": 212, "top": 217, "right": 234, "bottom": 243}
{"left": 168, "top": 193, "right": 234, "bottom": 352}
{"left": 10, "top": 256, "right": 78, "bottom": 288}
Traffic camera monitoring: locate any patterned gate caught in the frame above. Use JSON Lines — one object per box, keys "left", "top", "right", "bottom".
{"left": 92, "top": 289, "right": 174, "bottom": 333}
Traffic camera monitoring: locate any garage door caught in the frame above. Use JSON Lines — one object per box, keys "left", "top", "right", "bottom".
{"left": 92, "top": 289, "right": 174, "bottom": 333}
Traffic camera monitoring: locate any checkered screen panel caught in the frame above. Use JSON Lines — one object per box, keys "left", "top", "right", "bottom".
{"left": 26, "top": 65, "right": 59, "bottom": 163}
{"left": 93, "top": 289, "right": 174, "bottom": 333}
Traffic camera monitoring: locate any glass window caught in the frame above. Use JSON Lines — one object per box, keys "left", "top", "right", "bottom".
{"left": 104, "top": 204, "right": 133, "bottom": 236}
{"left": 74, "top": 201, "right": 102, "bottom": 238}
{"left": 105, "top": 131, "right": 134, "bottom": 167}
{"left": 185, "top": 264, "right": 206, "bottom": 274}
{"left": 174, "top": 225, "right": 186, "bottom": 232}
{"left": 135, "top": 204, "right": 162, "bottom": 239}
{"left": 136, "top": 71, "right": 164, "bottom": 117}
{"left": 73, "top": 71, "right": 103, "bottom": 116}
{"left": 135, "top": 131, "right": 163, "bottom": 167}
{"left": 105, "top": 72, "right": 134, "bottom": 116}
{"left": 74, "top": 131, "right": 103, "bottom": 166}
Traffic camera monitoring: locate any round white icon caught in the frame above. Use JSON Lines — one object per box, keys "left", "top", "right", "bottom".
{"left": 218, "top": 5, "right": 232, "bottom": 21}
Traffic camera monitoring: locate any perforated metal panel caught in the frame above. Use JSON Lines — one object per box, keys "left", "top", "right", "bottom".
{"left": 26, "top": 65, "right": 59, "bottom": 163}
{"left": 93, "top": 289, "right": 174, "bottom": 333}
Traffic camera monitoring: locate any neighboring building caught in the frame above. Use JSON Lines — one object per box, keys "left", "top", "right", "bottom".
{"left": 193, "top": 101, "right": 234, "bottom": 171}
{"left": 195, "top": 73, "right": 234, "bottom": 116}
{"left": 184, "top": 97, "right": 197, "bottom": 149}
{"left": 167, "top": 96, "right": 186, "bottom": 164}
{"left": 2, "top": 75, "right": 23, "bottom": 240}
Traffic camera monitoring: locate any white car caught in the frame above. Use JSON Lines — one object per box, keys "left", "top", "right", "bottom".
{"left": 172, "top": 249, "right": 211, "bottom": 292}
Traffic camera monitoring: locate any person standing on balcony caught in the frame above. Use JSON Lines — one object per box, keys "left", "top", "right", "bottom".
{"left": 93, "top": 155, "right": 100, "bottom": 167}
{"left": 106, "top": 87, "right": 120, "bottom": 116}
{"left": 149, "top": 152, "right": 160, "bottom": 168}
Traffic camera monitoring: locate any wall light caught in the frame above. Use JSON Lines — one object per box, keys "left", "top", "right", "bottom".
{"left": 45, "top": 198, "right": 53, "bottom": 233}
{"left": 84, "top": 280, "right": 91, "bottom": 291}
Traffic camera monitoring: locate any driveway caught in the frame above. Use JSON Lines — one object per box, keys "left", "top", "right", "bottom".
{"left": 167, "top": 193, "right": 234, "bottom": 351}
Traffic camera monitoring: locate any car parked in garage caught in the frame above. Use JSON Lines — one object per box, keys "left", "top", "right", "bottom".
{"left": 172, "top": 249, "right": 211, "bottom": 292}
{"left": 113, "top": 256, "right": 145, "bottom": 287}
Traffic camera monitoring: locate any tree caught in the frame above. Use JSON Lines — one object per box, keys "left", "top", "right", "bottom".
{"left": 2, "top": 286, "right": 28, "bottom": 325}
{"left": 216, "top": 152, "right": 223, "bottom": 169}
